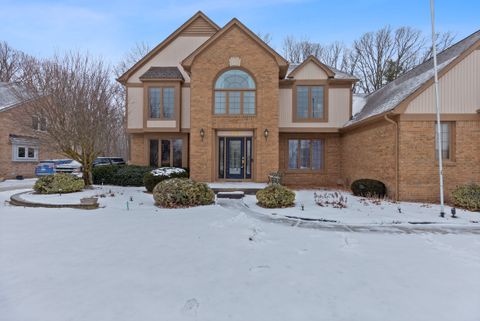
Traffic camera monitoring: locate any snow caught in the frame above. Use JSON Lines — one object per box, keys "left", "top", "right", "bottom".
{"left": 208, "top": 182, "right": 267, "bottom": 189}
{"left": 0, "top": 178, "right": 37, "bottom": 191}
{"left": 19, "top": 189, "right": 99, "bottom": 205}
{"left": 352, "top": 93, "right": 367, "bottom": 116}
{"left": 1, "top": 186, "right": 480, "bottom": 321}
{"left": 244, "top": 190, "right": 480, "bottom": 226}
{"left": 150, "top": 167, "right": 186, "bottom": 177}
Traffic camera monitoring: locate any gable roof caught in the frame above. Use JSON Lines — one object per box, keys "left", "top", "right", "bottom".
{"left": 287, "top": 56, "right": 358, "bottom": 81}
{"left": 346, "top": 29, "right": 480, "bottom": 127}
{"left": 287, "top": 55, "right": 335, "bottom": 78}
{"left": 181, "top": 18, "right": 290, "bottom": 78}
{"left": 139, "top": 67, "right": 184, "bottom": 81}
{"left": 0, "top": 82, "right": 34, "bottom": 112}
{"left": 117, "top": 11, "right": 219, "bottom": 84}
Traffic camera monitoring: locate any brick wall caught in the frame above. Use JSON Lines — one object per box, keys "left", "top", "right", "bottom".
{"left": 189, "top": 25, "right": 280, "bottom": 182}
{"left": 341, "top": 119, "right": 397, "bottom": 198}
{"left": 129, "top": 134, "right": 147, "bottom": 166}
{"left": 0, "top": 104, "right": 59, "bottom": 179}
{"left": 398, "top": 120, "right": 480, "bottom": 202}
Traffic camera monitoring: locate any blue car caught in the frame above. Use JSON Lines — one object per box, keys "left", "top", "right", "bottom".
{"left": 35, "top": 159, "right": 77, "bottom": 176}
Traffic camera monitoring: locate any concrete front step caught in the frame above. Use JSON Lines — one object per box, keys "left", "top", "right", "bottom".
{"left": 216, "top": 191, "right": 245, "bottom": 199}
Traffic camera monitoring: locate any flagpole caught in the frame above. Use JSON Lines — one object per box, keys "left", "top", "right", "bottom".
{"left": 430, "top": 0, "right": 445, "bottom": 217}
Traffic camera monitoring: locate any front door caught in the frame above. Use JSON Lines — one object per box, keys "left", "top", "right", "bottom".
{"left": 226, "top": 138, "right": 244, "bottom": 179}
{"left": 219, "top": 136, "right": 252, "bottom": 180}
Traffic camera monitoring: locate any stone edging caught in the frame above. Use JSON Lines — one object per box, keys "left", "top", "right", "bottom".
{"left": 10, "top": 191, "right": 99, "bottom": 210}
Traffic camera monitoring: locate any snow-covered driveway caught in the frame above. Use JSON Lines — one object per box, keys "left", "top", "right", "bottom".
{"left": 1, "top": 187, "right": 479, "bottom": 321}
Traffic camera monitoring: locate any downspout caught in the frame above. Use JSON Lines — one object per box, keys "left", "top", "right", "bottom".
{"left": 384, "top": 114, "right": 399, "bottom": 201}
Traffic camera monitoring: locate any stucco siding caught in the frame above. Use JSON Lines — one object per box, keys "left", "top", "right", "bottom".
{"left": 279, "top": 87, "right": 350, "bottom": 128}
{"left": 127, "top": 87, "right": 143, "bottom": 129}
{"left": 292, "top": 61, "right": 328, "bottom": 80}
{"left": 128, "top": 36, "right": 210, "bottom": 83}
{"left": 406, "top": 48, "right": 480, "bottom": 114}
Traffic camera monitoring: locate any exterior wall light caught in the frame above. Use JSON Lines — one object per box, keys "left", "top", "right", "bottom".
{"left": 200, "top": 128, "right": 205, "bottom": 141}
{"left": 263, "top": 128, "right": 269, "bottom": 139}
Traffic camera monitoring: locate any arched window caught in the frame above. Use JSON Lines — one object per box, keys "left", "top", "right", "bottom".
{"left": 214, "top": 69, "right": 256, "bottom": 115}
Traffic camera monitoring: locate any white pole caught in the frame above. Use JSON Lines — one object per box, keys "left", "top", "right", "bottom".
{"left": 430, "top": 0, "right": 446, "bottom": 217}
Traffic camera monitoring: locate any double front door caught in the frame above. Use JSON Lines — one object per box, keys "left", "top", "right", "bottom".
{"left": 218, "top": 137, "right": 252, "bottom": 179}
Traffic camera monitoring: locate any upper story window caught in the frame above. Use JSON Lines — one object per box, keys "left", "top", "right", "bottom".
{"left": 295, "top": 85, "right": 326, "bottom": 121}
{"left": 149, "top": 87, "right": 175, "bottom": 119}
{"left": 32, "top": 116, "right": 47, "bottom": 131}
{"left": 214, "top": 69, "right": 256, "bottom": 115}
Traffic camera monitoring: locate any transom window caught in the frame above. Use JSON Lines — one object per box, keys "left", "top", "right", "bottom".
{"left": 295, "top": 85, "right": 325, "bottom": 120}
{"left": 148, "top": 87, "right": 175, "bottom": 119}
{"left": 288, "top": 139, "right": 324, "bottom": 170}
{"left": 214, "top": 69, "right": 256, "bottom": 115}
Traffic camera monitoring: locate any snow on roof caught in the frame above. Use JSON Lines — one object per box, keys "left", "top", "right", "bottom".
{"left": 352, "top": 93, "right": 367, "bottom": 117}
{"left": 345, "top": 29, "right": 480, "bottom": 127}
{"left": 0, "top": 82, "right": 34, "bottom": 112}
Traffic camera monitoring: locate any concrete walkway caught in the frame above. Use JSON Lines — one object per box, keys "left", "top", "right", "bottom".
{"left": 217, "top": 198, "right": 480, "bottom": 235}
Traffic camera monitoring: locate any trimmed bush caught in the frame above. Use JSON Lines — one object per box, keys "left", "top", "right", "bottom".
{"left": 256, "top": 185, "right": 295, "bottom": 208}
{"left": 452, "top": 184, "right": 480, "bottom": 211}
{"left": 153, "top": 178, "right": 215, "bottom": 208}
{"left": 92, "top": 165, "right": 152, "bottom": 186}
{"left": 351, "top": 179, "right": 386, "bottom": 198}
{"left": 143, "top": 167, "right": 189, "bottom": 192}
{"left": 34, "top": 174, "right": 84, "bottom": 194}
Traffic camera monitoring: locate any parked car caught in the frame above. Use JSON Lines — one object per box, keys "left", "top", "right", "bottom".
{"left": 35, "top": 159, "right": 82, "bottom": 177}
{"left": 93, "top": 157, "right": 126, "bottom": 167}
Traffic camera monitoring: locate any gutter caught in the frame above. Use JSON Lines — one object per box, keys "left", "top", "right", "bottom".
{"left": 384, "top": 114, "right": 399, "bottom": 201}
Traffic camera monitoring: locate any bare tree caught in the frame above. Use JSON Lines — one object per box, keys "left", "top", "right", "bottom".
{"left": 19, "top": 52, "right": 123, "bottom": 186}
{"left": 0, "top": 41, "right": 36, "bottom": 82}
{"left": 420, "top": 31, "right": 456, "bottom": 62}
{"left": 115, "top": 41, "right": 150, "bottom": 78}
{"left": 257, "top": 32, "right": 273, "bottom": 46}
{"left": 282, "top": 36, "right": 323, "bottom": 64}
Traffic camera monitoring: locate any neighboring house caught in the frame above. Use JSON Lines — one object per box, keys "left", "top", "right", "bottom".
{"left": 119, "top": 11, "right": 480, "bottom": 202}
{"left": 0, "top": 82, "right": 57, "bottom": 179}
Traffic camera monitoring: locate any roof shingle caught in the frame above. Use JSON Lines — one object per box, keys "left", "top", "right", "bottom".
{"left": 139, "top": 67, "right": 184, "bottom": 81}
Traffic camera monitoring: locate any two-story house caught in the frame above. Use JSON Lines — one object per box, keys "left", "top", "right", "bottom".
{"left": 118, "top": 12, "right": 356, "bottom": 186}
{"left": 118, "top": 11, "right": 480, "bottom": 202}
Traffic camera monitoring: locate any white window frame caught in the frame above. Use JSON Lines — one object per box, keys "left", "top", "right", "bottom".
{"left": 12, "top": 145, "right": 39, "bottom": 162}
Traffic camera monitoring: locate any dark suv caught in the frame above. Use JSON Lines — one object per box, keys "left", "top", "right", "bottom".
{"left": 93, "top": 157, "right": 126, "bottom": 167}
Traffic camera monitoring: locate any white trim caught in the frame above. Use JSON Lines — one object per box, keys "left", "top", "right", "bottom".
{"left": 12, "top": 144, "right": 39, "bottom": 162}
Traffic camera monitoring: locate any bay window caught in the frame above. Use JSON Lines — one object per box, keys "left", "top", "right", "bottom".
{"left": 295, "top": 85, "right": 326, "bottom": 121}
{"left": 149, "top": 138, "right": 184, "bottom": 167}
{"left": 148, "top": 87, "right": 175, "bottom": 119}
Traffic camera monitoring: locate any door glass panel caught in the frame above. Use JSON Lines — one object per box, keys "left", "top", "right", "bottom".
{"left": 228, "top": 140, "right": 242, "bottom": 175}
{"left": 246, "top": 138, "right": 252, "bottom": 177}
{"left": 172, "top": 139, "right": 182, "bottom": 167}
{"left": 161, "top": 140, "right": 170, "bottom": 167}
{"left": 149, "top": 140, "right": 158, "bottom": 167}
{"left": 219, "top": 138, "right": 225, "bottom": 178}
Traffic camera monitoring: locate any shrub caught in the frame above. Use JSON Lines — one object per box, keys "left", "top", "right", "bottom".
{"left": 314, "top": 191, "right": 348, "bottom": 209}
{"left": 34, "top": 174, "right": 84, "bottom": 194}
{"left": 351, "top": 179, "right": 386, "bottom": 198}
{"left": 92, "top": 165, "right": 152, "bottom": 186}
{"left": 452, "top": 184, "right": 480, "bottom": 211}
{"left": 256, "top": 185, "right": 295, "bottom": 208}
{"left": 143, "top": 167, "right": 189, "bottom": 192}
{"left": 153, "top": 178, "right": 215, "bottom": 208}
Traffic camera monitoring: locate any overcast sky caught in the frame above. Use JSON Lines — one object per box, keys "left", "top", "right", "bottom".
{"left": 1, "top": 0, "right": 479, "bottom": 66}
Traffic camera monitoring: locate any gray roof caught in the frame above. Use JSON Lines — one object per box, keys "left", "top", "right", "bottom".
{"left": 139, "top": 67, "right": 184, "bottom": 81}
{"left": 0, "top": 82, "right": 33, "bottom": 112}
{"left": 346, "top": 29, "right": 480, "bottom": 127}
{"left": 286, "top": 63, "right": 357, "bottom": 80}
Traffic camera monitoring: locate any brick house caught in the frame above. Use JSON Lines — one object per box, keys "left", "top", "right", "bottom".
{"left": 0, "top": 82, "right": 58, "bottom": 180}
{"left": 118, "top": 11, "right": 480, "bottom": 202}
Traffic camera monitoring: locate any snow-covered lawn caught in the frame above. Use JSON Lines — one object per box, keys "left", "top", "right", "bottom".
{"left": 1, "top": 186, "right": 479, "bottom": 321}
{"left": 244, "top": 190, "right": 480, "bottom": 225}
{"left": 0, "top": 178, "right": 36, "bottom": 191}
